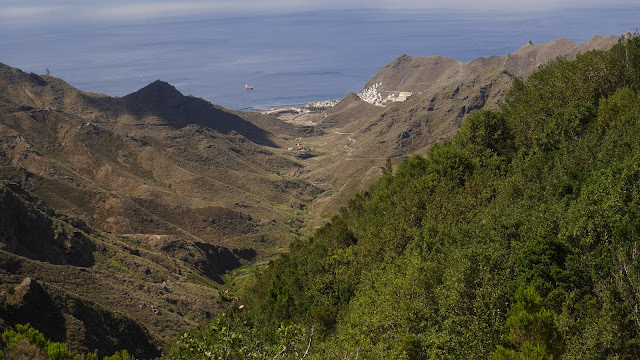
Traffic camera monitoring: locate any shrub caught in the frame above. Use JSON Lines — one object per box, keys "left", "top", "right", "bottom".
{"left": 103, "top": 350, "right": 135, "bottom": 360}
{"left": 47, "top": 341, "right": 72, "bottom": 360}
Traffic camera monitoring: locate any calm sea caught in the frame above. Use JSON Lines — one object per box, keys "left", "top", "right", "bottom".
{"left": 1, "top": 7, "right": 639, "bottom": 110}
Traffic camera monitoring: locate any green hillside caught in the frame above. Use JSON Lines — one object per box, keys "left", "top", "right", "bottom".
{"left": 160, "top": 34, "right": 640, "bottom": 359}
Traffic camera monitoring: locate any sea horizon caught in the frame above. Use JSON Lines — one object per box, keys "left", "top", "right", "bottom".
{"left": 1, "top": 7, "right": 639, "bottom": 110}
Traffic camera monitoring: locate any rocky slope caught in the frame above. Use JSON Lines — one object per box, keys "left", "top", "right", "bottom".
{"left": 0, "top": 62, "right": 319, "bottom": 357}
{"left": 0, "top": 62, "right": 320, "bottom": 248}
{"left": 0, "top": 181, "right": 160, "bottom": 358}
{"left": 361, "top": 35, "right": 620, "bottom": 100}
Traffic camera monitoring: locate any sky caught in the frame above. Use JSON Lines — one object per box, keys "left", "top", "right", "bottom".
{"left": 2, "top": 0, "right": 640, "bottom": 24}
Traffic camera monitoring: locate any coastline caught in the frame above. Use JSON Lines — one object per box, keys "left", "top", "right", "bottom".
{"left": 238, "top": 99, "right": 339, "bottom": 113}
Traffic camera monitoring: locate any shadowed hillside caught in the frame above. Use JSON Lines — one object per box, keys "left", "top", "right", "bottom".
{"left": 0, "top": 62, "right": 319, "bottom": 248}
{"left": 121, "top": 80, "right": 277, "bottom": 146}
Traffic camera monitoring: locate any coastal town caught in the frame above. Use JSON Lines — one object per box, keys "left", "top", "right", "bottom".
{"left": 357, "top": 82, "right": 413, "bottom": 106}
{"left": 259, "top": 82, "right": 413, "bottom": 119}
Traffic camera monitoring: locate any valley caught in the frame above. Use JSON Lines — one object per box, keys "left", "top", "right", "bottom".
{"left": 0, "top": 34, "right": 625, "bottom": 358}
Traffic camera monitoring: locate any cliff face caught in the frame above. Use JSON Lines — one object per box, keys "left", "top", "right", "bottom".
{"left": 0, "top": 182, "right": 160, "bottom": 358}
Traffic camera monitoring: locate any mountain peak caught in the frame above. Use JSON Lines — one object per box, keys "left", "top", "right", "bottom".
{"left": 383, "top": 54, "right": 413, "bottom": 70}
{"left": 122, "top": 79, "right": 186, "bottom": 117}
{"left": 126, "top": 79, "right": 183, "bottom": 100}
{"left": 149, "top": 79, "right": 176, "bottom": 89}
{"left": 513, "top": 40, "right": 536, "bottom": 54}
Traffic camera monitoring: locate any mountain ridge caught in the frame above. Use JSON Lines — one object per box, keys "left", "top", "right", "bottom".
{"left": 361, "top": 35, "right": 622, "bottom": 100}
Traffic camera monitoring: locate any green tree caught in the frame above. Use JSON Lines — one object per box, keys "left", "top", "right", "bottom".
{"left": 494, "top": 287, "right": 564, "bottom": 359}
{"left": 46, "top": 341, "right": 71, "bottom": 360}
{"left": 102, "top": 350, "right": 135, "bottom": 360}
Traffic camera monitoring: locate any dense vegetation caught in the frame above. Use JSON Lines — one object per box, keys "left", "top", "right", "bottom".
{"left": 0, "top": 324, "right": 134, "bottom": 360}
{"left": 158, "top": 34, "right": 640, "bottom": 359}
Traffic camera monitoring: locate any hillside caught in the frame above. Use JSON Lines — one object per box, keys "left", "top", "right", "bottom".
{"left": 288, "top": 35, "right": 622, "bottom": 220}
{"left": 163, "top": 33, "right": 640, "bottom": 359}
{"left": 0, "top": 62, "right": 321, "bottom": 357}
{"left": 0, "top": 32, "right": 633, "bottom": 359}
{"left": 362, "top": 35, "right": 619, "bottom": 97}
{"left": 0, "top": 62, "right": 321, "bottom": 248}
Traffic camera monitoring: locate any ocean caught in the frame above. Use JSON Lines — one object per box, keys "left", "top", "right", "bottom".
{"left": 1, "top": 7, "right": 639, "bottom": 110}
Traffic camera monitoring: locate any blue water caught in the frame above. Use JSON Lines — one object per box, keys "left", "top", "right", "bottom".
{"left": 1, "top": 7, "right": 639, "bottom": 110}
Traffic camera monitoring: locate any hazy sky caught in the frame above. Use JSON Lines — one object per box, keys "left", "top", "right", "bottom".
{"left": 2, "top": 0, "right": 640, "bottom": 24}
